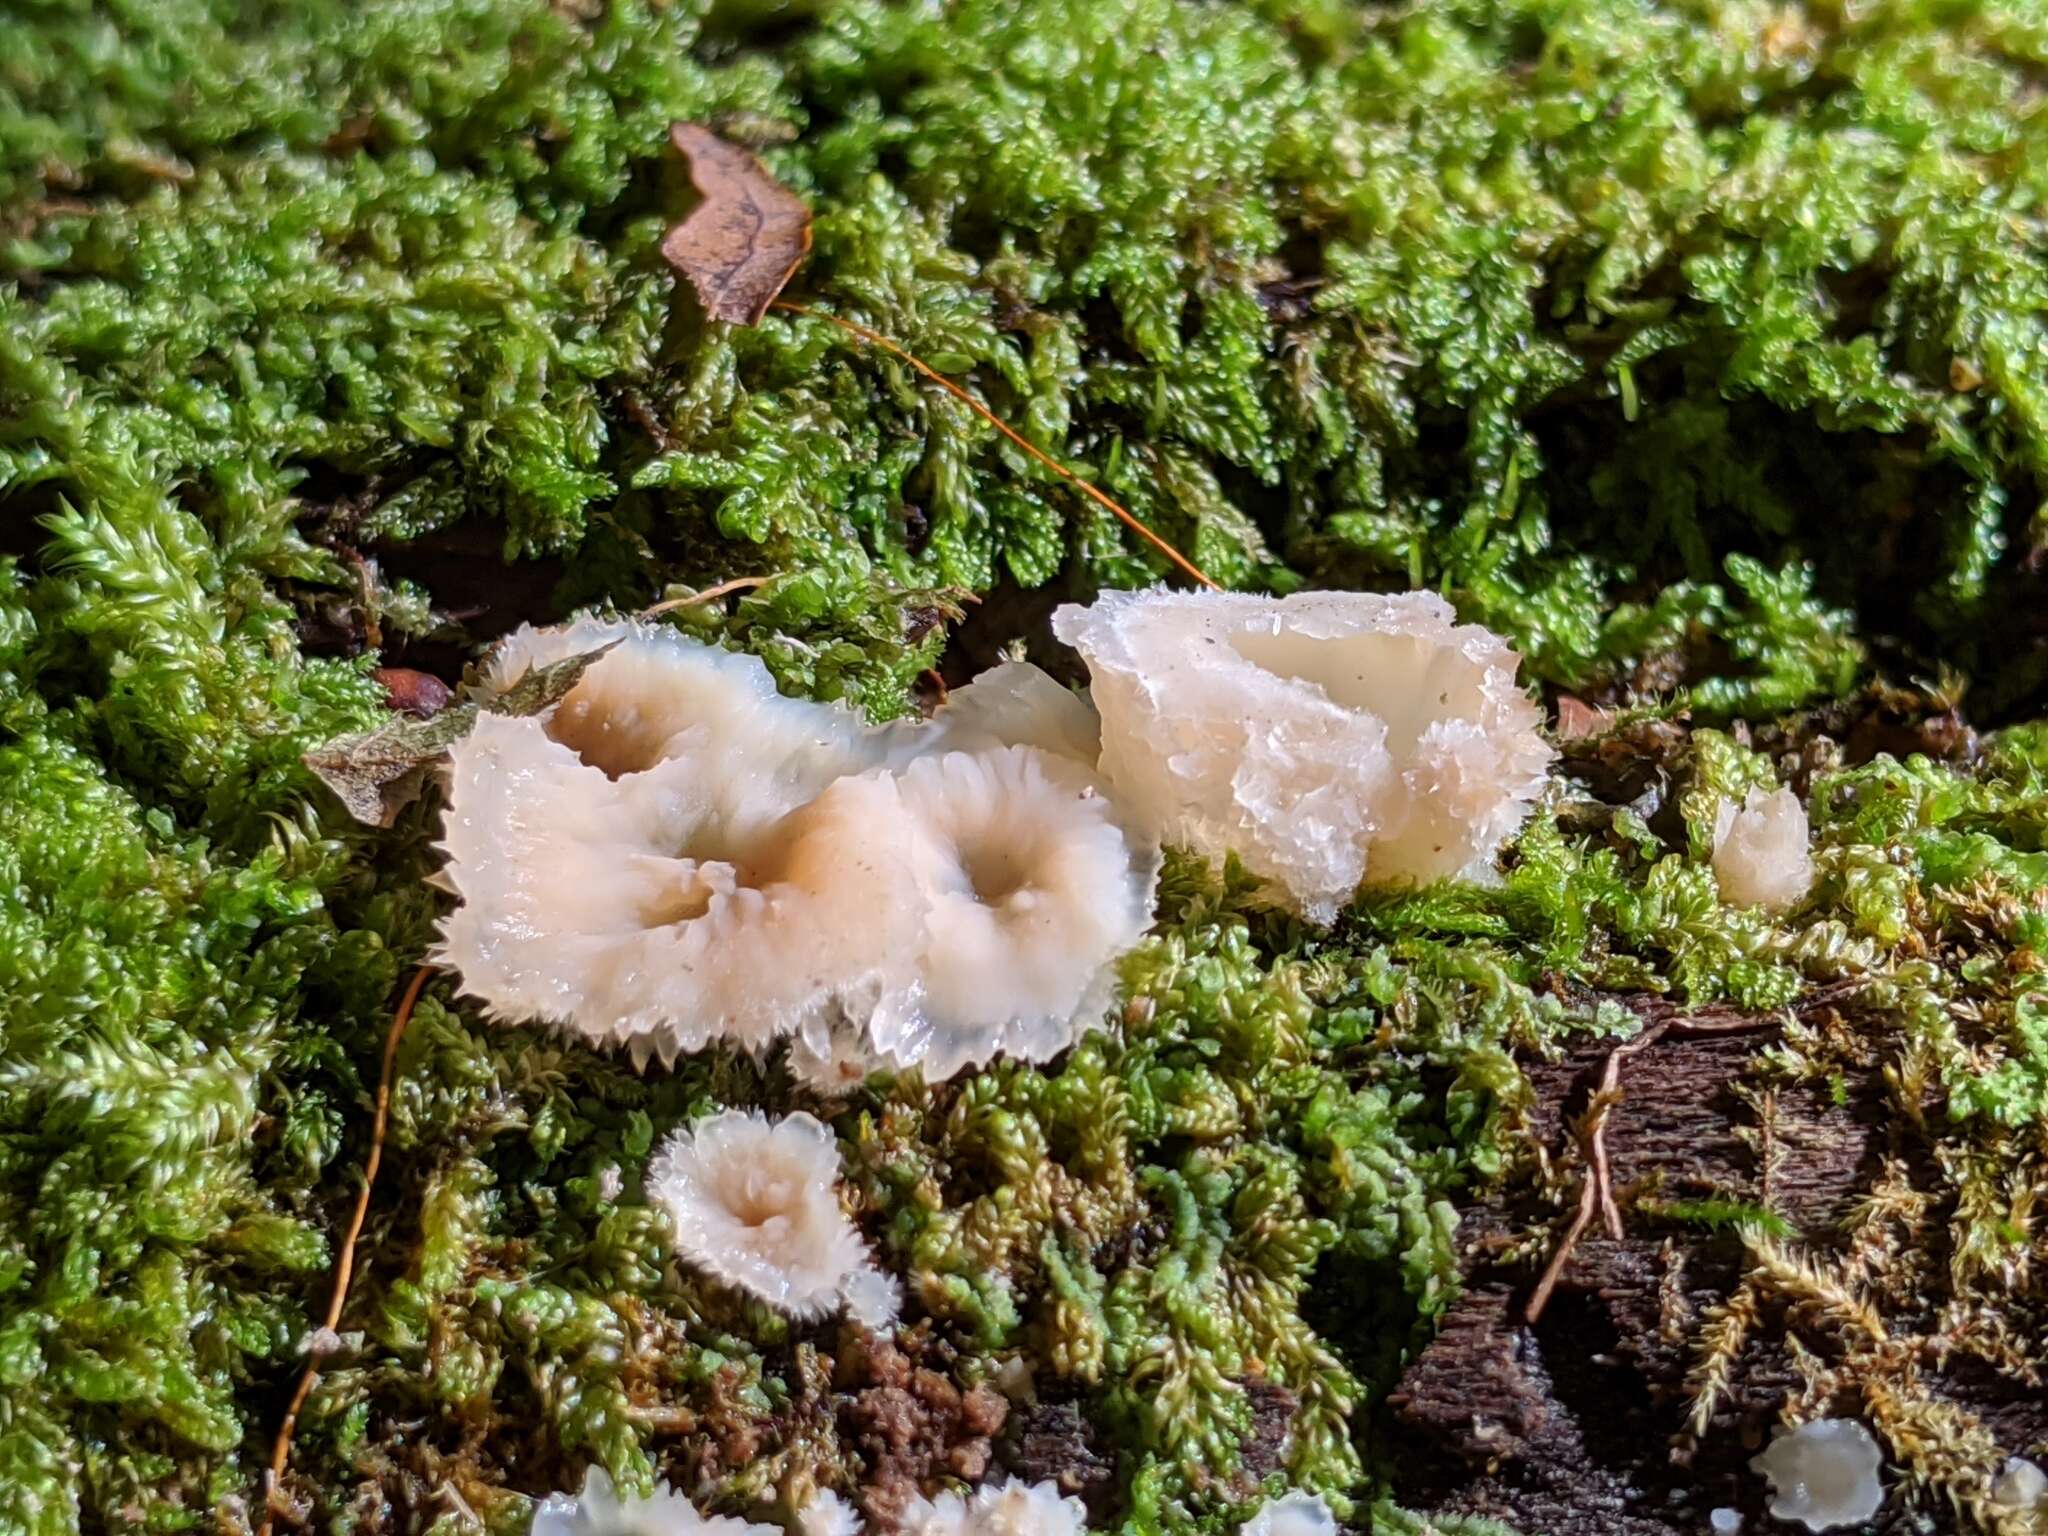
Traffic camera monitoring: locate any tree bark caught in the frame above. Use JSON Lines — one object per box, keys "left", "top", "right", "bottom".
{"left": 1384, "top": 1000, "right": 2048, "bottom": 1535}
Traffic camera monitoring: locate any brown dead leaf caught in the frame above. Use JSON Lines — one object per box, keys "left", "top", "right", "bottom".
{"left": 305, "top": 643, "right": 619, "bottom": 827}
{"left": 660, "top": 122, "right": 811, "bottom": 326}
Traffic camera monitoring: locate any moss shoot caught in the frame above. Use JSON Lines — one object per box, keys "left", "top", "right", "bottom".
{"left": 3, "top": 1, "right": 2047, "bottom": 1533}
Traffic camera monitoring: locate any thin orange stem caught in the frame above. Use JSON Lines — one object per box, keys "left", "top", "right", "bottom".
{"left": 772, "top": 301, "right": 1219, "bottom": 590}
{"left": 258, "top": 965, "right": 433, "bottom": 1535}
{"left": 640, "top": 575, "right": 774, "bottom": 617}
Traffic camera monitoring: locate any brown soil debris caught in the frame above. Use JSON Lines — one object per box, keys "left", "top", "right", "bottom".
{"left": 1238, "top": 1380, "right": 1299, "bottom": 1485}
{"left": 836, "top": 1328, "right": 1010, "bottom": 1530}
{"left": 1001, "top": 1399, "right": 1116, "bottom": 1514}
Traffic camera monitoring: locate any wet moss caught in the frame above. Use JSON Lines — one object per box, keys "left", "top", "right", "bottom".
{"left": 4, "top": 1, "right": 2048, "bottom": 1533}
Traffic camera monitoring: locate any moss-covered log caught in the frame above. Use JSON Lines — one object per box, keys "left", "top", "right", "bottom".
{"left": 6, "top": 1, "right": 2048, "bottom": 1533}
{"left": 1390, "top": 1005, "right": 2048, "bottom": 1534}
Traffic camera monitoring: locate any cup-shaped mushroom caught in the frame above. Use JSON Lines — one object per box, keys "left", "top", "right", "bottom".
{"left": 1054, "top": 588, "right": 1551, "bottom": 922}
{"left": 857, "top": 746, "right": 1158, "bottom": 1080}
{"left": 436, "top": 717, "right": 922, "bottom": 1061}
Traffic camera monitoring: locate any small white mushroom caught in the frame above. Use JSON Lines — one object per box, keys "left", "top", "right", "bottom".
{"left": 859, "top": 745, "right": 1159, "bottom": 1080}
{"left": 786, "top": 1027, "right": 889, "bottom": 1098}
{"left": 534, "top": 1467, "right": 783, "bottom": 1536}
{"left": 839, "top": 1266, "right": 904, "bottom": 1333}
{"left": 485, "top": 617, "right": 882, "bottom": 822}
{"left": 897, "top": 1491, "right": 972, "bottom": 1536}
{"left": 1993, "top": 1457, "right": 2047, "bottom": 1511}
{"left": 923, "top": 660, "right": 1102, "bottom": 766}
{"left": 437, "top": 724, "right": 921, "bottom": 1062}
{"left": 1052, "top": 588, "right": 1551, "bottom": 922}
{"left": 795, "top": 1491, "right": 864, "bottom": 1536}
{"left": 646, "top": 1110, "right": 875, "bottom": 1320}
{"left": 1712, "top": 786, "right": 1814, "bottom": 912}
{"left": 1238, "top": 1493, "right": 1337, "bottom": 1536}
{"left": 900, "top": 1479, "right": 1088, "bottom": 1536}
{"left": 790, "top": 1499, "right": 864, "bottom": 1536}
{"left": 1708, "top": 1510, "right": 1742, "bottom": 1535}
{"left": 1749, "top": 1418, "right": 1885, "bottom": 1532}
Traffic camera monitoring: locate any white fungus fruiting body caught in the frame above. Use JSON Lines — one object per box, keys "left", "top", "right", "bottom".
{"left": 437, "top": 717, "right": 918, "bottom": 1062}
{"left": 1238, "top": 1493, "right": 1337, "bottom": 1536}
{"left": 921, "top": 661, "right": 1103, "bottom": 766}
{"left": 839, "top": 1265, "right": 904, "bottom": 1332}
{"left": 796, "top": 1491, "right": 864, "bottom": 1536}
{"left": 855, "top": 746, "right": 1159, "bottom": 1080}
{"left": 1994, "top": 1457, "right": 2047, "bottom": 1511}
{"left": 1749, "top": 1419, "right": 1885, "bottom": 1532}
{"left": 1711, "top": 786, "right": 1815, "bottom": 912}
{"left": 1708, "top": 1509, "right": 1742, "bottom": 1535}
{"left": 436, "top": 617, "right": 1157, "bottom": 1078}
{"left": 487, "top": 616, "right": 888, "bottom": 826}
{"left": 1052, "top": 588, "right": 1551, "bottom": 922}
{"left": 647, "top": 1110, "right": 877, "bottom": 1320}
{"left": 900, "top": 1479, "right": 1088, "bottom": 1536}
{"left": 786, "top": 1028, "right": 890, "bottom": 1097}
{"left": 534, "top": 1467, "right": 782, "bottom": 1536}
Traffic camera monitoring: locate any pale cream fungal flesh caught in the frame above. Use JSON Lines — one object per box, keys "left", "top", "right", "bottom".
{"left": 1237, "top": 1493, "right": 1337, "bottom": 1536}
{"left": 858, "top": 745, "right": 1161, "bottom": 1080}
{"left": 437, "top": 616, "right": 1151, "bottom": 1078}
{"left": 899, "top": 1478, "right": 1089, "bottom": 1536}
{"left": 1750, "top": 1419, "right": 1886, "bottom": 1532}
{"left": 1052, "top": 587, "right": 1552, "bottom": 922}
{"left": 1712, "top": 785, "right": 1816, "bottom": 912}
{"left": 439, "top": 592, "right": 1551, "bottom": 1073}
{"left": 646, "top": 1109, "right": 893, "bottom": 1322}
{"left": 533, "top": 1466, "right": 784, "bottom": 1536}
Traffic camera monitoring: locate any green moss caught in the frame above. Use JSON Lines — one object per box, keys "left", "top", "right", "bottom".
{"left": 9, "top": 0, "right": 2048, "bottom": 709}
{"left": 5, "top": 0, "right": 2048, "bottom": 1532}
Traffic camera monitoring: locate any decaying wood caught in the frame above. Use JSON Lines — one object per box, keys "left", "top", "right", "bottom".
{"left": 1385, "top": 993, "right": 2048, "bottom": 1535}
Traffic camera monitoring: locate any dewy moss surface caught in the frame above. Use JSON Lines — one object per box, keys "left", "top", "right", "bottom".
{"left": 3, "top": 1, "right": 2048, "bottom": 1533}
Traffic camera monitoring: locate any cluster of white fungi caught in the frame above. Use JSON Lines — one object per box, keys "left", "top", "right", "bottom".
{"left": 437, "top": 589, "right": 1561, "bottom": 1075}
{"left": 536, "top": 1473, "right": 1328, "bottom": 1536}
{"left": 429, "top": 585, "right": 1840, "bottom": 1534}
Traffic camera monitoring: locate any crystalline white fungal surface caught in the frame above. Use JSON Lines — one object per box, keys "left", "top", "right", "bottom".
{"left": 487, "top": 616, "right": 887, "bottom": 829}
{"left": 534, "top": 1467, "right": 782, "bottom": 1536}
{"left": 786, "top": 1026, "right": 889, "bottom": 1097}
{"left": 1052, "top": 588, "right": 1551, "bottom": 922}
{"left": 437, "top": 719, "right": 921, "bottom": 1062}
{"left": 1237, "top": 1493, "right": 1336, "bottom": 1536}
{"left": 921, "top": 661, "right": 1103, "bottom": 766}
{"left": 900, "top": 1478, "right": 1088, "bottom": 1536}
{"left": 646, "top": 1110, "right": 875, "bottom": 1319}
{"left": 437, "top": 617, "right": 1154, "bottom": 1077}
{"left": 1993, "top": 1457, "right": 2047, "bottom": 1510}
{"left": 839, "top": 1265, "right": 904, "bottom": 1332}
{"left": 796, "top": 1490, "right": 864, "bottom": 1536}
{"left": 1749, "top": 1419, "right": 1885, "bottom": 1532}
{"left": 1712, "top": 786, "right": 1815, "bottom": 912}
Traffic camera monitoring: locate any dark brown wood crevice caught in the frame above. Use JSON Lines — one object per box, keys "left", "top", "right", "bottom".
{"left": 1382, "top": 1007, "right": 2048, "bottom": 1535}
